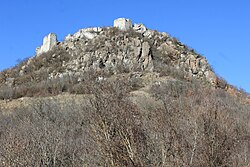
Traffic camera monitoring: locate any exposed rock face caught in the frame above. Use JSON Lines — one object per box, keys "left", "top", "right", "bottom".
{"left": 205, "top": 71, "right": 217, "bottom": 86}
{"left": 133, "top": 23, "right": 147, "bottom": 33}
{"left": 157, "top": 43, "right": 179, "bottom": 60}
{"left": 36, "top": 33, "right": 57, "bottom": 55}
{"left": 114, "top": 18, "right": 132, "bottom": 31}
{"left": 28, "top": 18, "right": 218, "bottom": 86}
{"left": 65, "top": 27, "right": 102, "bottom": 41}
{"left": 141, "top": 42, "right": 153, "bottom": 71}
{"left": 58, "top": 29, "right": 155, "bottom": 76}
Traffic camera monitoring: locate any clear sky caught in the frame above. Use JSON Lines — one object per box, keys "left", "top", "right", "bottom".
{"left": 1, "top": 0, "right": 250, "bottom": 92}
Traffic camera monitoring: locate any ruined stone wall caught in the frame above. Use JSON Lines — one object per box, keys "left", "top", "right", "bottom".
{"left": 36, "top": 33, "right": 57, "bottom": 55}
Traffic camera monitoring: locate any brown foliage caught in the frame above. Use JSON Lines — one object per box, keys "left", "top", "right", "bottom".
{"left": 0, "top": 76, "right": 249, "bottom": 166}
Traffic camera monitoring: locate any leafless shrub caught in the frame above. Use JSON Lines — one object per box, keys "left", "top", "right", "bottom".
{"left": 0, "top": 85, "right": 14, "bottom": 100}
{"left": 0, "top": 69, "right": 250, "bottom": 167}
{"left": 86, "top": 80, "right": 148, "bottom": 166}
{"left": 216, "top": 76, "right": 228, "bottom": 89}
{"left": 148, "top": 80, "right": 250, "bottom": 167}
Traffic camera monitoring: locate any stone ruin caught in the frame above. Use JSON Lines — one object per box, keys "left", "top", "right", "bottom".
{"left": 114, "top": 18, "right": 132, "bottom": 31}
{"left": 36, "top": 18, "right": 146, "bottom": 56}
{"left": 114, "top": 18, "right": 149, "bottom": 35}
{"left": 36, "top": 33, "right": 58, "bottom": 55}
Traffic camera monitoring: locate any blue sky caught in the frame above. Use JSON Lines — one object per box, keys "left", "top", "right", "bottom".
{"left": 1, "top": 0, "right": 250, "bottom": 92}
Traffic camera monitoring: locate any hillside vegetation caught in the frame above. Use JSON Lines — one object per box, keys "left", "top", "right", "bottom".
{"left": 0, "top": 19, "right": 250, "bottom": 166}
{"left": 0, "top": 78, "right": 250, "bottom": 166}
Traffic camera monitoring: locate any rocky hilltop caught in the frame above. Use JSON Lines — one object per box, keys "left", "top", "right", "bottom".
{"left": 0, "top": 18, "right": 234, "bottom": 99}
{"left": 39, "top": 18, "right": 217, "bottom": 84}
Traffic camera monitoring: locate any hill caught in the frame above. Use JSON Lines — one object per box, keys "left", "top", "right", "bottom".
{"left": 0, "top": 18, "right": 228, "bottom": 99}
{"left": 0, "top": 18, "right": 249, "bottom": 166}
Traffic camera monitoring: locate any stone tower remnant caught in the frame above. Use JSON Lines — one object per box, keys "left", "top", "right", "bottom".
{"left": 36, "top": 33, "right": 58, "bottom": 55}
{"left": 114, "top": 18, "right": 132, "bottom": 31}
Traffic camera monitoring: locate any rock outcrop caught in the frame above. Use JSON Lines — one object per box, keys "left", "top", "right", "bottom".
{"left": 65, "top": 27, "right": 102, "bottom": 41}
{"left": 26, "top": 18, "right": 218, "bottom": 87}
{"left": 133, "top": 23, "right": 147, "bottom": 33}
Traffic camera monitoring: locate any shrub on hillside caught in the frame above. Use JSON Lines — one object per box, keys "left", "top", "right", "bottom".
{"left": 0, "top": 78, "right": 249, "bottom": 166}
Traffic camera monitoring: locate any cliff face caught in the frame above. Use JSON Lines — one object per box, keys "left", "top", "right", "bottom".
{"left": 0, "top": 18, "right": 227, "bottom": 99}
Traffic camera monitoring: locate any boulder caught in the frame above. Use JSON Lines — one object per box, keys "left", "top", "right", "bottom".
{"left": 133, "top": 23, "right": 147, "bottom": 33}
{"left": 143, "top": 30, "right": 155, "bottom": 38}
{"left": 82, "top": 32, "right": 97, "bottom": 39}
